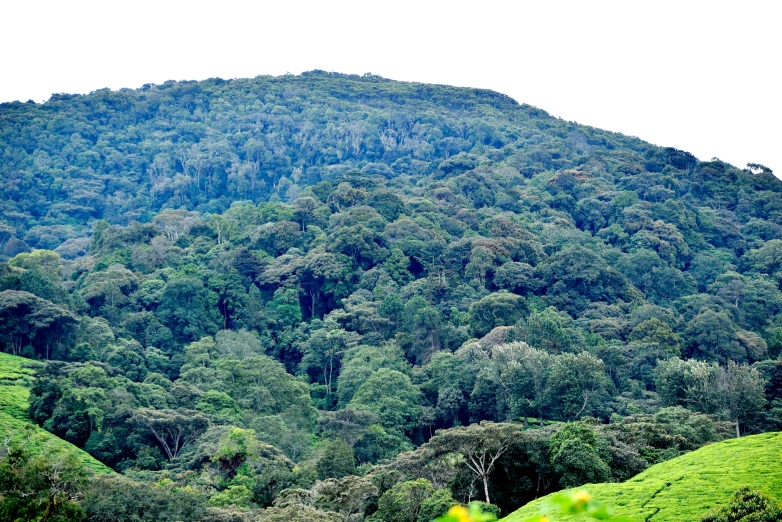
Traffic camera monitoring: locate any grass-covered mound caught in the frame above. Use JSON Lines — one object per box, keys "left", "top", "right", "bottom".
{"left": 0, "top": 352, "right": 112, "bottom": 474}
{"left": 502, "top": 432, "right": 782, "bottom": 522}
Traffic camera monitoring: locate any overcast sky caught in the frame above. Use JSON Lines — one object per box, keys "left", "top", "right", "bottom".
{"left": 2, "top": 1, "right": 779, "bottom": 175}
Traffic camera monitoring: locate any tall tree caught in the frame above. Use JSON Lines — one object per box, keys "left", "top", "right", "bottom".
{"left": 713, "top": 361, "right": 766, "bottom": 437}
{"left": 130, "top": 408, "right": 209, "bottom": 460}
{"left": 548, "top": 352, "right": 611, "bottom": 420}
{"left": 492, "top": 342, "right": 553, "bottom": 425}
{"left": 424, "top": 422, "right": 524, "bottom": 504}
{"left": 0, "top": 290, "right": 79, "bottom": 359}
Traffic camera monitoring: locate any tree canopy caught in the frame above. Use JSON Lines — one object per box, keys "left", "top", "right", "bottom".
{"left": 2, "top": 71, "right": 781, "bottom": 521}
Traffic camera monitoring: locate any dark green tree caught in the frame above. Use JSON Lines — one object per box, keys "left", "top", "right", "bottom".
{"left": 468, "top": 292, "right": 527, "bottom": 338}
{"left": 375, "top": 479, "right": 435, "bottom": 522}
{"left": 316, "top": 439, "right": 356, "bottom": 480}
{"left": 156, "top": 278, "right": 221, "bottom": 343}
{"left": 349, "top": 368, "right": 421, "bottom": 434}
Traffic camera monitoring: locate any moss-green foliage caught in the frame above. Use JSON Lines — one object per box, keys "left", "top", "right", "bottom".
{"left": 376, "top": 479, "right": 436, "bottom": 522}
{"left": 0, "top": 352, "right": 111, "bottom": 474}
{"left": 502, "top": 432, "right": 782, "bottom": 522}
{"left": 418, "top": 489, "right": 458, "bottom": 522}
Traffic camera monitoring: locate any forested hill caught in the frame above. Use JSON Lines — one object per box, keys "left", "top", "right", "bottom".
{"left": 2, "top": 69, "right": 778, "bottom": 241}
{"left": 2, "top": 72, "right": 782, "bottom": 521}
{"left": 1, "top": 71, "right": 532, "bottom": 233}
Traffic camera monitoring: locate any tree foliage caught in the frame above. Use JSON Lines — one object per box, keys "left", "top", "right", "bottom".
{"left": 2, "top": 71, "right": 781, "bottom": 520}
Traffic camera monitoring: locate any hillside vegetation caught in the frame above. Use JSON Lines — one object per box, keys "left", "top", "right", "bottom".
{"left": 503, "top": 431, "right": 782, "bottom": 522}
{"left": 0, "top": 351, "right": 36, "bottom": 421}
{"left": 0, "top": 352, "right": 112, "bottom": 474}
{"left": 1, "top": 72, "right": 781, "bottom": 520}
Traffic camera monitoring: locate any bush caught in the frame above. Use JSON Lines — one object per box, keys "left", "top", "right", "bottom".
{"left": 467, "top": 501, "right": 501, "bottom": 519}
{"left": 376, "top": 479, "right": 435, "bottom": 522}
{"left": 700, "top": 487, "right": 782, "bottom": 522}
{"left": 418, "top": 489, "right": 458, "bottom": 522}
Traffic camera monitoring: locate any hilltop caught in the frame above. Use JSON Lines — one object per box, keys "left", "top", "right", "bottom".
{"left": 2, "top": 71, "right": 779, "bottom": 242}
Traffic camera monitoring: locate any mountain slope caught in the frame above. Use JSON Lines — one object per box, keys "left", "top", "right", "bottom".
{"left": 502, "top": 432, "right": 782, "bottom": 522}
{"left": 0, "top": 352, "right": 112, "bottom": 474}
{"left": 1, "top": 73, "right": 782, "bottom": 516}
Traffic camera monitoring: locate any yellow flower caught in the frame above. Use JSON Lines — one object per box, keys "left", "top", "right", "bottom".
{"left": 447, "top": 505, "right": 472, "bottom": 522}
{"left": 572, "top": 490, "right": 592, "bottom": 505}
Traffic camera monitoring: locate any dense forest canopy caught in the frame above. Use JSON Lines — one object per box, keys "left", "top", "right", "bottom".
{"left": 1, "top": 71, "right": 782, "bottom": 521}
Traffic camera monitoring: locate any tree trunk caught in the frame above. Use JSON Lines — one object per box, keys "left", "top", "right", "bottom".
{"left": 735, "top": 419, "right": 741, "bottom": 438}
{"left": 40, "top": 498, "right": 55, "bottom": 522}
{"left": 482, "top": 474, "right": 491, "bottom": 504}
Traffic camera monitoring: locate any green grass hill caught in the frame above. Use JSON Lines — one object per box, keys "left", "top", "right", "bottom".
{"left": 502, "top": 432, "right": 782, "bottom": 522}
{"left": 0, "top": 352, "right": 112, "bottom": 474}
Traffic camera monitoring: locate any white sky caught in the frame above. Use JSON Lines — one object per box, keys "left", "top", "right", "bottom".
{"left": 2, "top": 0, "right": 780, "bottom": 175}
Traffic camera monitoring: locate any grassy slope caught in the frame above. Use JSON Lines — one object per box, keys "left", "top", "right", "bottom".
{"left": 502, "top": 432, "right": 782, "bottom": 522}
{"left": 0, "top": 352, "right": 112, "bottom": 474}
